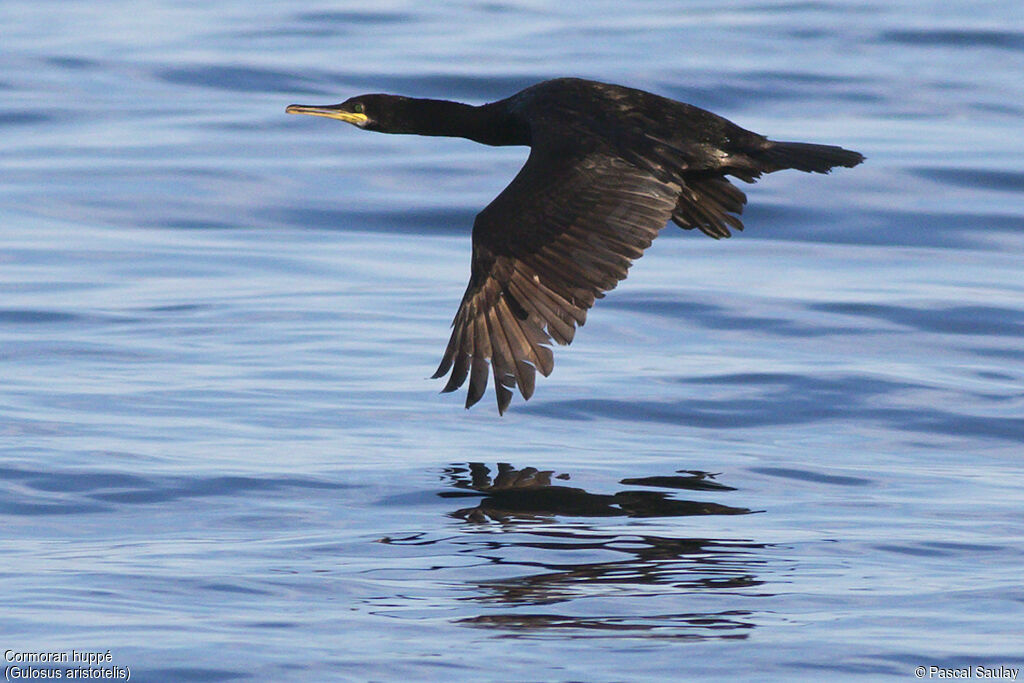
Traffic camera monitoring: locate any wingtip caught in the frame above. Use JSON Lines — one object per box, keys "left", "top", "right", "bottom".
{"left": 431, "top": 356, "right": 451, "bottom": 380}
{"left": 496, "top": 383, "right": 513, "bottom": 415}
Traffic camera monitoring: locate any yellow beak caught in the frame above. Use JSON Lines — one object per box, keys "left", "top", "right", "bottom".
{"left": 285, "top": 104, "right": 369, "bottom": 126}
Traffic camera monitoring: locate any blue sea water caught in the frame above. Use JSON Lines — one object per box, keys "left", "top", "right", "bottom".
{"left": 2, "top": 0, "right": 1023, "bottom": 680}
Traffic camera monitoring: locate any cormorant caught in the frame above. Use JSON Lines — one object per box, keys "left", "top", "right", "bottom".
{"left": 286, "top": 78, "right": 864, "bottom": 414}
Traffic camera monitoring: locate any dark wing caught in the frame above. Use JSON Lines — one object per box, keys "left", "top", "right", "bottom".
{"left": 665, "top": 139, "right": 864, "bottom": 240}
{"left": 432, "top": 142, "right": 679, "bottom": 413}
{"left": 671, "top": 175, "right": 749, "bottom": 239}
{"left": 623, "top": 129, "right": 754, "bottom": 240}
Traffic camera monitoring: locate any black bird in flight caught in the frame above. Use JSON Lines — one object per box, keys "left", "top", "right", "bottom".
{"left": 287, "top": 78, "right": 863, "bottom": 414}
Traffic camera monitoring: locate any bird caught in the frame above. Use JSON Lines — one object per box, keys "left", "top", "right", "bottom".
{"left": 286, "top": 77, "right": 864, "bottom": 414}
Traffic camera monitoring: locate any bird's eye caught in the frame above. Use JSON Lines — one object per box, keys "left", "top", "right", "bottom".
{"left": 353, "top": 102, "right": 365, "bottom": 114}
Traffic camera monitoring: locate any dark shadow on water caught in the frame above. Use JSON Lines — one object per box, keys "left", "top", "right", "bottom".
{"left": 440, "top": 462, "right": 752, "bottom": 522}
{"left": 457, "top": 611, "right": 757, "bottom": 639}
{"left": 386, "top": 463, "right": 773, "bottom": 640}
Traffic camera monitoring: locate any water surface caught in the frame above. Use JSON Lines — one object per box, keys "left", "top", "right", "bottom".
{"left": 2, "top": 1, "right": 1023, "bottom": 680}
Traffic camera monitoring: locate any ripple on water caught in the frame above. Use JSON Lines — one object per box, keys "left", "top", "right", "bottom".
{"left": 372, "top": 463, "right": 774, "bottom": 641}
{"left": 0, "top": 464, "right": 353, "bottom": 516}
{"left": 911, "top": 167, "right": 1024, "bottom": 193}
{"left": 879, "top": 28, "right": 1024, "bottom": 52}
{"left": 155, "top": 64, "right": 316, "bottom": 95}
{"left": 809, "top": 302, "right": 1024, "bottom": 337}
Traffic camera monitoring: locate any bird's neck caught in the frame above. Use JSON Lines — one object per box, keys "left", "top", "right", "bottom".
{"left": 395, "top": 98, "right": 529, "bottom": 147}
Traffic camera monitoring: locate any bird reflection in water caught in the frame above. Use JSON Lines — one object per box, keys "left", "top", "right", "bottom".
{"left": 424, "top": 463, "right": 774, "bottom": 639}
{"left": 441, "top": 462, "right": 750, "bottom": 522}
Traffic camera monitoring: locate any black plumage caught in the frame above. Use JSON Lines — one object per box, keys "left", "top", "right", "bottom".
{"left": 286, "top": 78, "right": 864, "bottom": 414}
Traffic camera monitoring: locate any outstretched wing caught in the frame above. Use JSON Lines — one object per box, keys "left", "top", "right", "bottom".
{"left": 432, "top": 141, "right": 680, "bottom": 413}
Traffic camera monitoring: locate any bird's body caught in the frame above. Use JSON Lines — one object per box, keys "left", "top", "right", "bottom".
{"left": 287, "top": 78, "right": 864, "bottom": 413}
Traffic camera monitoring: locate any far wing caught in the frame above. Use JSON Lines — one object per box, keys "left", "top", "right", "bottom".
{"left": 671, "top": 174, "right": 749, "bottom": 239}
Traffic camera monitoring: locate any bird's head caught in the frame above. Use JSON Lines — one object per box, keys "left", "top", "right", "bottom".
{"left": 286, "top": 94, "right": 418, "bottom": 133}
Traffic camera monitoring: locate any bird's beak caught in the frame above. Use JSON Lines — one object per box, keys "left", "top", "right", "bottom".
{"left": 285, "top": 104, "right": 368, "bottom": 126}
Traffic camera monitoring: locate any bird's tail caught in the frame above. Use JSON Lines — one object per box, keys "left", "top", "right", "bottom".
{"left": 759, "top": 141, "right": 865, "bottom": 174}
